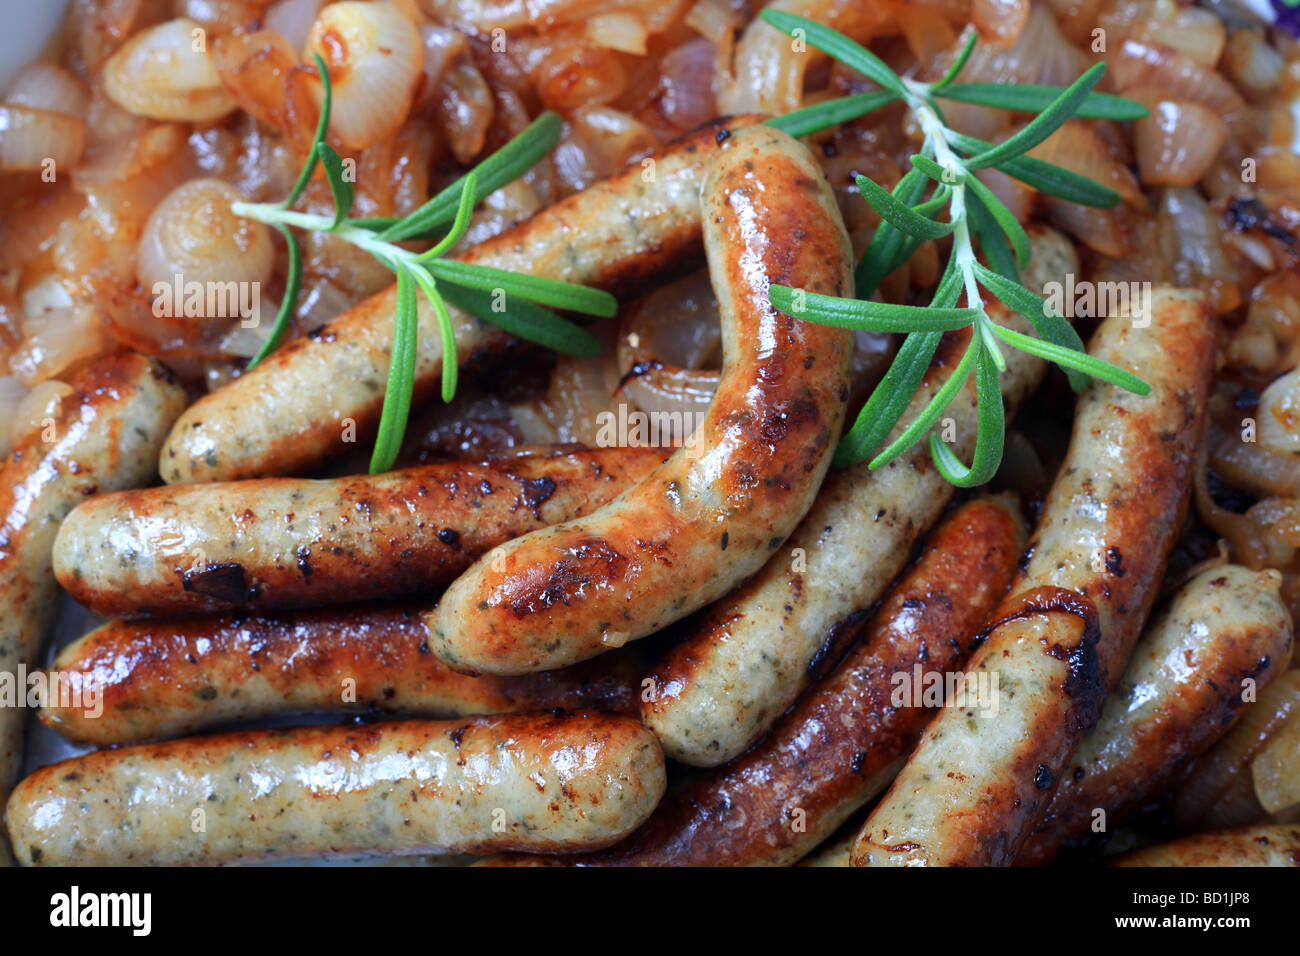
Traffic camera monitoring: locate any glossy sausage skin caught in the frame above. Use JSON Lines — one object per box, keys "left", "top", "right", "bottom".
{"left": 643, "top": 227, "right": 1079, "bottom": 766}
{"left": 54, "top": 445, "right": 664, "bottom": 617}
{"left": 39, "top": 604, "right": 641, "bottom": 745}
{"left": 428, "top": 125, "right": 854, "bottom": 675}
{"left": 160, "top": 115, "right": 764, "bottom": 484}
{"left": 0, "top": 352, "right": 187, "bottom": 865}
{"left": 853, "top": 289, "right": 1216, "bottom": 866}
{"left": 6, "top": 712, "right": 666, "bottom": 865}
{"left": 1112, "top": 826, "right": 1300, "bottom": 866}
{"left": 1018, "top": 565, "right": 1293, "bottom": 865}
{"left": 490, "top": 498, "right": 1025, "bottom": 866}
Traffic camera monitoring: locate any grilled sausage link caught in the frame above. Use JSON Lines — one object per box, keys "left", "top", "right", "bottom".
{"left": 1111, "top": 825, "right": 1300, "bottom": 866}
{"left": 853, "top": 289, "right": 1216, "bottom": 867}
{"left": 6, "top": 712, "right": 666, "bottom": 865}
{"left": 54, "top": 445, "right": 664, "bottom": 618}
{"left": 427, "top": 125, "right": 854, "bottom": 675}
{"left": 1018, "top": 565, "right": 1293, "bottom": 865}
{"left": 39, "top": 605, "right": 641, "bottom": 746}
{"left": 642, "top": 226, "right": 1079, "bottom": 766}
{"left": 488, "top": 497, "right": 1025, "bottom": 866}
{"left": 160, "top": 115, "right": 763, "bottom": 485}
{"left": 0, "top": 353, "right": 187, "bottom": 865}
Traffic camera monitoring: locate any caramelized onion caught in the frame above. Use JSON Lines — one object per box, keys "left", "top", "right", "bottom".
{"left": 4, "top": 63, "right": 90, "bottom": 118}
{"left": 103, "top": 18, "right": 239, "bottom": 122}
{"left": 9, "top": 378, "right": 73, "bottom": 449}
{"left": 1253, "top": 715, "right": 1300, "bottom": 815}
{"left": 1259, "top": 368, "right": 1300, "bottom": 454}
{"left": 971, "top": 0, "right": 1028, "bottom": 47}
{"left": 306, "top": 1, "right": 422, "bottom": 150}
{"left": 1129, "top": 90, "right": 1228, "bottom": 187}
{"left": 213, "top": 30, "right": 318, "bottom": 152}
{"left": 0, "top": 376, "right": 27, "bottom": 458}
{"left": 0, "top": 105, "right": 85, "bottom": 173}
{"left": 1109, "top": 38, "right": 1245, "bottom": 116}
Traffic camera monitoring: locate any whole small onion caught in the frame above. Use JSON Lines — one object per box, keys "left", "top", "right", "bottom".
{"left": 306, "top": 1, "right": 422, "bottom": 150}
{"left": 103, "top": 18, "right": 239, "bottom": 122}
{"left": 1130, "top": 89, "right": 1228, "bottom": 187}
{"left": 137, "top": 178, "right": 274, "bottom": 310}
{"left": 10, "top": 378, "right": 73, "bottom": 450}
{"left": 4, "top": 63, "right": 90, "bottom": 118}
{"left": 1259, "top": 368, "right": 1300, "bottom": 455}
{"left": 0, "top": 105, "right": 84, "bottom": 173}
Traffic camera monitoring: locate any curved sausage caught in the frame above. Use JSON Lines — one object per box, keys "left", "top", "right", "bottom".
{"left": 427, "top": 124, "right": 855, "bottom": 675}
{"left": 852, "top": 288, "right": 1216, "bottom": 867}
{"left": 0, "top": 352, "right": 187, "bottom": 864}
{"left": 1018, "top": 565, "right": 1293, "bottom": 865}
{"left": 488, "top": 497, "right": 1025, "bottom": 866}
{"left": 1111, "top": 825, "right": 1300, "bottom": 866}
{"left": 39, "top": 604, "right": 641, "bottom": 746}
{"left": 6, "top": 711, "right": 666, "bottom": 865}
{"left": 54, "top": 445, "right": 664, "bottom": 618}
{"left": 160, "top": 115, "right": 764, "bottom": 484}
{"left": 642, "top": 226, "right": 1080, "bottom": 766}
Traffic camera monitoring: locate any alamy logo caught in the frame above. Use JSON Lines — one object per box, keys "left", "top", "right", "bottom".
{"left": 1041, "top": 275, "right": 1152, "bottom": 328}
{"left": 890, "top": 664, "right": 1000, "bottom": 717}
{"left": 152, "top": 273, "right": 261, "bottom": 327}
{"left": 0, "top": 664, "right": 101, "bottom": 718}
{"left": 595, "top": 403, "right": 708, "bottom": 457}
{"left": 50, "top": 886, "right": 151, "bottom": 936}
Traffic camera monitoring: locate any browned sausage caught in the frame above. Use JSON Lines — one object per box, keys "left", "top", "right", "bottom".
{"left": 53, "top": 445, "right": 664, "bottom": 617}
{"left": 160, "top": 115, "right": 765, "bottom": 484}
{"left": 1017, "top": 565, "right": 1293, "bottom": 865}
{"left": 485, "top": 497, "right": 1025, "bottom": 866}
{"left": 1112, "top": 825, "right": 1300, "bottom": 866}
{"left": 0, "top": 352, "right": 187, "bottom": 865}
{"left": 852, "top": 289, "right": 1216, "bottom": 866}
{"left": 39, "top": 604, "right": 641, "bottom": 745}
{"left": 428, "top": 124, "right": 855, "bottom": 675}
{"left": 6, "top": 712, "right": 666, "bottom": 865}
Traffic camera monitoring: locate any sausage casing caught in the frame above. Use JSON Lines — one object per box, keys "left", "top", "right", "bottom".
{"left": 7, "top": 712, "right": 666, "bottom": 865}
{"left": 491, "top": 497, "right": 1025, "bottom": 866}
{"left": 1018, "top": 565, "right": 1293, "bottom": 864}
{"left": 853, "top": 289, "right": 1216, "bottom": 866}
{"left": 54, "top": 445, "right": 663, "bottom": 617}
{"left": 1111, "top": 825, "right": 1300, "bottom": 866}
{"left": 428, "top": 124, "right": 854, "bottom": 675}
{"left": 642, "top": 227, "right": 1079, "bottom": 766}
{"left": 40, "top": 604, "right": 641, "bottom": 745}
{"left": 160, "top": 116, "right": 763, "bottom": 484}
{"left": 0, "top": 352, "right": 187, "bottom": 863}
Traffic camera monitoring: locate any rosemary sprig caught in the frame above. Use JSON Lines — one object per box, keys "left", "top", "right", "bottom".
{"left": 761, "top": 12, "right": 1152, "bottom": 487}
{"left": 232, "top": 56, "right": 614, "bottom": 473}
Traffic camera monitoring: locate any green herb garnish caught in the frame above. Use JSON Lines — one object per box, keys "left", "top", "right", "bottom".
{"left": 231, "top": 54, "right": 614, "bottom": 473}
{"left": 760, "top": 13, "right": 1152, "bottom": 487}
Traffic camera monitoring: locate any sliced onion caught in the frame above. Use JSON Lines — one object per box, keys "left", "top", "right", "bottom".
{"left": 654, "top": 36, "right": 718, "bottom": 133}
{"left": 213, "top": 30, "right": 318, "bottom": 152}
{"left": 975, "top": 165, "right": 1036, "bottom": 222}
{"left": 586, "top": 12, "right": 649, "bottom": 55}
{"left": 1129, "top": 90, "right": 1228, "bottom": 187}
{"left": 175, "top": 0, "right": 270, "bottom": 35}
{"left": 264, "top": 0, "right": 324, "bottom": 51}
{"left": 1222, "top": 27, "right": 1284, "bottom": 97}
{"left": 533, "top": 33, "right": 627, "bottom": 112}
{"left": 1175, "top": 671, "right": 1300, "bottom": 829}
{"left": 1259, "top": 368, "right": 1300, "bottom": 454}
{"left": 971, "top": 0, "right": 1028, "bottom": 47}
{"left": 0, "top": 375, "right": 27, "bottom": 458}
{"left": 0, "top": 105, "right": 85, "bottom": 174}
{"left": 433, "top": 49, "right": 494, "bottom": 164}
{"left": 418, "top": 23, "right": 467, "bottom": 97}
{"left": 4, "top": 63, "right": 90, "bottom": 118}
{"left": 1099, "top": 0, "right": 1225, "bottom": 68}
{"left": 1157, "top": 186, "right": 1230, "bottom": 292}
{"left": 306, "top": 1, "right": 422, "bottom": 150}
{"left": 72, "top": 0, "right": 151, "bottom": 75}
{"left": 1043, "top": 195, "right": 1129, "bottom": 257}
{"left": 1026, "top": 120, "right": 1144, "bottom": 206}
{"left": 618, "top": 269, "right": 721, "bottom": 419}
{"left": 1211, "top": 432, "right": 1300, "bottom": 500}
{"left": 104, "top": 18, "right": 239, "bottom": 122}
{"left": 10, "top": 303, "right": 105, "bottom": 386}
{"left": 1109, "top": 38, "right": 1245, "bottom": 116}
{"left": 941, "top": 3, "right": 1091, "bottom": 87}
{"left": 10, "top": 378, "right": 73, "bottom": 449}
{"left": 1247, "top": 497, "right": 1300, "bottom": 548}
{"left": 567, "top": 106, "right": 657, "bottom": 180}
{"left": 1253, "top": 714, "right": 1300, "bottom": 814}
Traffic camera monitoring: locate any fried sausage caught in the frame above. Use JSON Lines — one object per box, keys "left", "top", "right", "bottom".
{"left": 427, "top": 124, "right": 854, "bottom": 675}
{"left": 1111, "top": 825, "right": 1300, "bottom": 866}
{"left": 853, "top": 288, "right": 1216, "bottom": 866}
{"left": 1018, "top": 565, "right": 1293, "bottom": 865}
{"left": 488, "top": 497, "right": 1025, "bottom": 866}
{"left": 6, "top": 712, "right": 666, "bottom": 865}
{"left": 0, "top": 352, "right": 187, "bottom": 865}
{"left": 642, "top": 226, "right": 1080, "bottom": 766}
{"left": 54, "top": 445, "right": 664, "bottom": 617}
{"left": 39, "top": 604, "right": 641, "bottom": 745}
{"left": 160, "top": 115, "right": 764, "bottom": 484}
